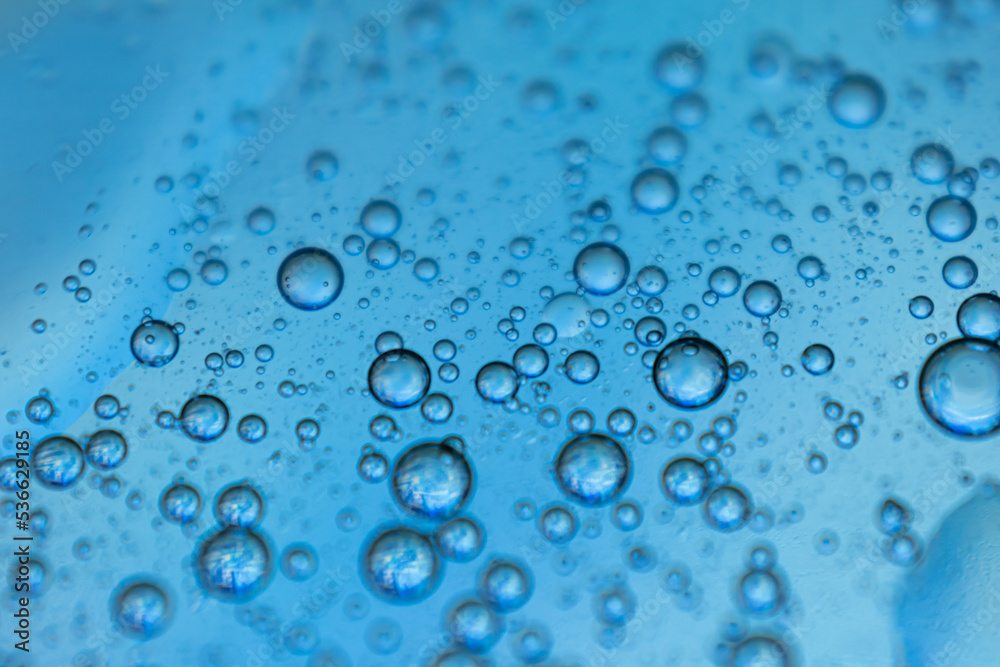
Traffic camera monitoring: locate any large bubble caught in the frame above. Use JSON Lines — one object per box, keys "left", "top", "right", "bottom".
{"left": 179, "top": 394, "right": 230, "bottom": 442}
{"left": 919, "top": 338, "right": 1000, "bottom": 437}
{"left": 131, "top": 319, "right": 179, "bottom": 367}
{"left": 362, "top": 526, "right": 441, "bottom": 604}
{"left": 111, "top": 580, "right": 172, "bottom": 640}
{"left": 653, "top": 337, "right": 729, "bottom": 409}
{"left": 553, "top": 433, "right": 630, "bottom": 507}
{"left": 392, "top": 441, "right": 473, "bottom": 521}
{"left": 828, "top": 73, "right": 886, "bottom": 128}
{"left": 277, "top": 247, "right": 345, "bottom": 311}
{"left": 926, "top": 195, "right": 976, "bottom": 242}
{"left": 32, "top": 436, "right": 85, "bottom": 489}
{"left": 573, "top": 242, "right": 630, "bottom": 296}
{"left": 369, "top": 349, "right": 432, "bottom": 408}
{"left": 194, "top": 527, "right": 273, "bottom": 602}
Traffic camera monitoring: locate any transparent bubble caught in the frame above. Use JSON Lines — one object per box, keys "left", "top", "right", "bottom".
{"left": 539, "top": 505, "right": 577, "bottom": 544}
{"left": 85, "top": 430, "right": 127, "bottom": 470}
{"left": 653, "top": 42, "right": 704, "bottom": 93}
{"left": 635, "top": 317, "right": 666, "bottom": 347}
{"left": 360, "top": 200, "right": 402, "bottom": 238}
{"left": 957, "top": 293, "right": 1000, "bottom": 339}
{"left": 710, "top": 266, "right": 741, "bottom": 297}
{"left": 25, "top": 395, "right": 53, "bottom": 424}
{"left": 554, "top": 433, "right": 631, "bottom": 507}
{"left": 828, "top": 73, "right": 886, "bottom": 128}
{"left": 237, "top": 414, "right": 268, "bottom": 443}
{"left": 277, "top": 248, "right": 345, "bottom": 311}
{"left": 661, "top": 457, "right": 709, "bottom": 505}
{"left": 648, "top": 126, "right": 687, "bottom": 165}
{"left": 111, "top": 581, "right": 172, "bottom": 640}
{"left": 564, "top": 350, "right": 600, "bottom": 384}
{"left": 446, "top": 600, "right": 501, "bottom": 654}
{"left": 32, "top": 436, "right": 85, "bottom": 489}
{"left": 367, "top": 238, "right": 401, "bottom": 270}
{"left": 739, "top": 570, "right": 783, "bottom": 616}
{"left": 475, "top": 361, "right": 519, "bottom": 403}
{"left": 631, "top": 168, "right": 679, "bottom": 215}
{"left": 369, "top": 349, "right": 432, "bottom": 408}
{"left": 200, "top": 259, "right": 228, "bottom": 286}
{"left": 478, "top": 559, "right": 532, "bottom": 612}
{"left": 942, "top": 255, "right": 978, "bottom": 289}
{"left": 215, "top": 484, "right": 263, "bottom": 528}
{"left": 912, "top": 143, "right": 955, "bottom": 185}
{"left": 704, "top": 485, "right": 752, "bottom": 532}
{"left": 800, "top": 344, "right": 835, "bottom": 375}
{"left": 131, "top": 319, "right": 180, "bottom": 367}
{"left": 306, "top": 150, "right": 338, "bottom": 181}
{"left": 635, "top": 265, "right": 668, "bottom": 296}
{"left": 392, "top": 441, "right": 473, "bottom": 520}
{"left": 542, "top": 293, "right": 589, "bottom": 339}
{"left": 653, "top": 337, "right": 729, "bottom": 409}
{"left": 926, "top": 195, "right": 977, "bottom": 242}
{"left": 180, "top": 395, "right": 230, "bottom": 442}
{"left": 246, "top": 206, "right": 276, "bottom": 235}
{"left": 280, "top": 543, "right": 318, "bottom": 581}
{"left": 421, "top": 393, "right": 454, "bottom": 423}
{"left": 166, "top": 268, "right": 191, "bottom": 292}
{"left": 414, "top": 257, "right": 440, "bottom": 282}
{"left": 434, "top": 517, "right": 484, "bottom": 562}
{"left": 919, "top": 338, "right": 1000, "bottom": 437}
{"left": 358, "top": 450, "right": 389, "bottom": 483}
{"left": 607, "top": 408, "right": 637, "bottom": 436}
{"left": 909, "top": 295, "right": 934, "bottom": 319}
{"left": 159, "top": 482, "right": 201, "bottom": 524}
{"left": 573, "top": 242, "right": 630, "bottom": 296}
{"left": 731, "top": 637, "right": 789, "bottom": 667}
{"left": 743, "top": 281, "right": 782, "bottom": 318}
{"left": 362, "top": 526, "right": 440, "bottom": 603}
{"left": 797, "top": 256, "right": 824, "bottom": 281}
{"left": 195, "top": 527, "right": 273, "bottom": 602}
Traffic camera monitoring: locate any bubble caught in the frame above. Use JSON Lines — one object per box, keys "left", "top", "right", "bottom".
{"left": 434, "top": 517, "right": 484, "bottom": 562}
{"left": 32, "top": 436, "right": 85, "bottom": 489}
{"left": 513, "top": 344, "right": 549, "bottom": 377}
{"left": 414, "top": 257, "right": 440, "bottom": 282}
{"left": 131, "top": 319, "right": 180, "bottom": 367}
{"left": 596, "top": 586, "right": 636, "bottom": 626}
{"left": 731, "top": 636, "right": 789, "bottom": 667}
{"left": 521, "top": 79, "right": 561, "bottom": 113}
{"left": 539, "top": 505, "right": 577, "bottom": 544}
{"left": 277, "top": 248, "right": 345, "bottom": 311}
{"left": 159, "top": 483, "right": 201, "bottom": 524}
{"left": 475, "top": 361, "right": 519, "bottom": 403}
{"left": 200, "top": 259, "right": 228, "bottom": 286}
{"left": 360, "top": 200, "right": 402, "bottom": 238}
{"left": 564, "top": 350, "right": 600, "bottom": 384}
{"left": 653, "top": 337, "right": 729, "bottom": 409}
{"left": 612, "top": 501, "right": 643, "bottom": 531}
{"left": 661, "top": 457, "right": 709, "bottom": 506}
{"left": 246, "top": 206, "right": 276, "bottom": 235}
{"left": 800, "top": 344, "right": 835, "bottom": 376}
{"left": 237, "top": 414, "right": 267, "bottom": 443}
{"left": 479, "top": 559, "right": 532, "bottom": 612}
{"left": 369, "top": 349, "right": 432, "bottom": 408}
{"left": 957, "top": 293, "right": 1000, "bottom": 340}
{"left": 636, "top": 265, "right": 668, "bottom": 295}
{"left": 391, "top": 441, "right": 473, "bottom": 521}
{"left": 926, "top": 195, "right": 977, "bottom": 242}
{"left": 743, "top": 281, "right": 782, "bottom": 318}
{"left": 919, "top": 337, "right": 1000, "bottom": 437}
{"left": 25, "top": 395, "right": 53, "bottom": 424}
{"left": 215, "top": 484, "right": 263, "bottom": 528}
{"left": 710, "top": 266, "right": 741, "bottom": 297}
{"left": 280, "top": 543, "right": 319, "bottom": 581}
{"left": 943, "top": 255, "right": 978, "bottom": 289}
{"left": 166, "top": 268, "right": 190, "bottom": 292}
{"left": 306, "top": 150, "right": 338, "bottom": 181}
{"left": 653, "top": 43, "right": 704, "bottom": 93}
{"left": 111, "top": 581, "right": 172, "bottom": 640}
{"left": 195, "top": 527, "right": 273, "bottom": 602}
{"left": 912, "top": 143, "right": 955, "bottom": 185}
{"left": 739, "top": 570, "right": 783, "bottom": 616}
{"left": 909, "top": 295, "right": 934, "bottom": 319}
{"left": 446, "top": 600, "right": 501, "bottom": 654}
{"left": 828, "top": 73, "right": 886, "bottom": 128}
{"left": 648, "top": 126, "right": 687, "bottom": 165}
{"left": 704, "top": 485, "right": 752, "bottom": 532}
{"left": 554, "top": 433, "right": 631, "bottom": 507}
{"left": 542, "top": 292, "right": 589, "bottom": 339}
{"left": 573, "top": 243, "right": 630, "bottom": 296}
{"left": 607, "top": 408, "right": 637, "bottom": 436}
{"left": 421, "top": 393, "right": 453, "bottom": 423}
{"left": 362, "top": 526, "right": 441, "bottom": 604}
{"left": 180, "top": 395, "right": 230, "bottom": 442}
{"left": 635, "top": 317, "right": 667, "bottom": 347}
{"left": 85, "top": 430, "right": 127, "bottom": 470}
{"left": 631, "top": 168, "right": 679, "bottom": 215}
{"left": 358, "top": 450, "right": 389, "bottom": 483}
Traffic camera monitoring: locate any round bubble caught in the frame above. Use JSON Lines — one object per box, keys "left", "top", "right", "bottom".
{"left": 237, "top": 414, "right": 268, "bottom": 443}
{"left": 214, "top": 484, "right": 263, "bottom": 528}
{"left": 446, "top": 600, "right": 501, "bottom": 654}
{"left": 392, "top": 441, "right": 473, "bottom": 521}
{"left": 704, "top": 486, "right": 752, "bottom": 532}
{"left": 565, "top": 350, "right": 600, "bottom": 384}
{"left": 739, "top": 570, "right": 783, "bottom": 615}
{"left": 909, "top": 295, "right": 934, "bottom": 319}
{"left": 957, "top": 293, "right": 1000, "bottom": 340}
{"left": 195, "top": 527, "right": 273, "bottom": 602}
{"left": 369, "top": 349, "right": 432, "bottom": 408}
{"left": 800, "top": 344, "right": 835, "bottom": 375}
{"left": 362, "top": 526, "right": 441, "bottom": 604}
{"left": 648, "top": 126, "right": 687, "bottom": 165}
{"left": 306, "top": 150, "right": 338, "bottom": 181}
{"left": 131, "top": 319, "right": 180, "bottom": 367}
{"left": 661, "top": 457, "right": 709, "bottom": 506}
{"left": 421, "top": 393, "right": 454, "bottom": 423}
{"left": 475, "top": 361, "right": 519, "bottom": 403}
{"left": 732, "top": 637, "right": 789, "bottom": 667}
{"left": 912, "top": 143, "right": 955, "bottom": 185}
{"left": 513, "top": 344, "right": 549, "bottom": 377}
{"left": 434, "top": 517, "right": 484, "bottom": 562}
{"left": 632, "top": 168, "right": 679, "bottom": 215}
{"left": 554, "top": 433, "right": 631, "bottom": 507}
{"left": 743, "top": 281, "right": 782, "bottom": 318}
{"left": 360, "top": 200, "right": 402, "bottom": 238}
{"left": 573, "top": 243, "right": 630, "bottom": 296}
{"left": 542, "top": 292, "right": 589, "bottom": 339}
{"left": 828, "top": 73, "right": 886, "bottom": 128}
{"left": 653, "top": 337, "right": 729, "bottom": 409}
{"left": 111, "top": 581, "right": 172, "bottom": 640}
{"left": 246, "top": 206, "right": 276, "bottom": 235}
{"left": 539, "top": 505, "right": 577, "bottom": 544}
{"left": 479, "top": 560, "right": 532, "bottom": 612}
{"left": 85, "top": 430, "right": 127, "bottom": 470}
{"left": 919, "top": 338, "right": 1000, "bottom": 437}
{"left": 926, "top": 195, "right": 977, "bottom": 242}
{"left": 277, "top": 248, "right": 344, "bottom": 311}
{"left": 653, "top": 43, "right": 704, "bottom": 93}
{"left": 636, "top": 265, "right": 668, "bottom": 296}
{"left": 159, "top": 483, "right": 201, "bottom": 524}
{"left": 280, "top": 543, "right": 319, "bottom": 581}
{"left": 943, "top": 256, "right": 978, "bottom": 289}
{"left": 32, "top": 436, "right": 85, "bottom": 489}
{"left": 710, "top": 266, "right": 741, "bottom": 297}
{"left": 180, "top": 395, "right": 230, "bottom": 442}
